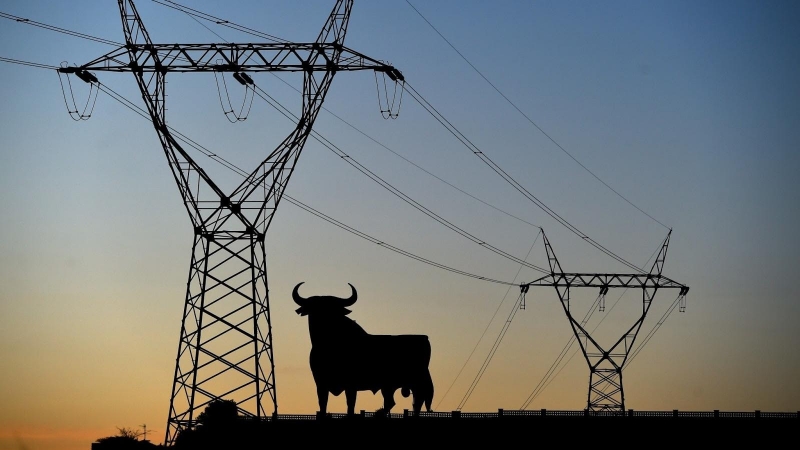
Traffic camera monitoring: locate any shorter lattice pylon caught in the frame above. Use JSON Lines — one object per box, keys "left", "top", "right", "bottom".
{"left": 523, "top": 230, "right": 689, "bottom": 412}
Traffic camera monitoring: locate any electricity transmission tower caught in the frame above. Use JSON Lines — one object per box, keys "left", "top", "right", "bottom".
{"left": 521, "top": 230, "right": 689, "bottom": 412}
{"left": 59, "top": 0, "right": 402, "bottom": 444}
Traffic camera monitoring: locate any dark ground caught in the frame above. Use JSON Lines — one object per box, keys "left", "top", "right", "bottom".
{"left": 162, "top": 415, "right": 798, "bottom": 448}
{"left": 91, "top": 403, "right": 799, "bottom": 449}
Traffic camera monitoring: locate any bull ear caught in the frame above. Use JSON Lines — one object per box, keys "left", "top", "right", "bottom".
{"left": 340, "top": 283, "right": 357, "bottom": 307}
{"left": 293, "top": 282, "right": 308, "bottom": 307}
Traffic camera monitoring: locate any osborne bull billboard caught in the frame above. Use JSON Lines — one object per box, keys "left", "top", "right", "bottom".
{"left": 293, "top": 282, "right": 434, "bottom": 415}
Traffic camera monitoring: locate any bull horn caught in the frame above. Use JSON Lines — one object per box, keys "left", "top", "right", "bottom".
{"left": 292, "top": 282, "right": 308, "bottom": 307}
{"left": 340, "top": 283, "right": 357, "bottom": 307}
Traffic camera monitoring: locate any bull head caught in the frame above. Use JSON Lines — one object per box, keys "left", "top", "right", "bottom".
{"left": 293, "top": 282, "right": 358, "bottom": 316}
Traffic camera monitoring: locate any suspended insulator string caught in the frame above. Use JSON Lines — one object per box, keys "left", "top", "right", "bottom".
{"left": 56, "top": 69, "right": 99, "bottom": 121}
{"left": 404, "top": 0, "right": 669, "bottom": 230}
{"left": 94, "top": 82, "right": 520, "bottom": 286}
{"left": 151, "top": 0, "right": 290, "bottom": 43}
{"left": 213, "top": 71, "right": 254, "bottom": 122}
{"left": 268, "top": 73, "right": 541, "bottom": 230}
{"left": 0, "top": 56, "right": 58, "bottom": 69}
{"left": 374, "top": 71, "right": 404, "bottom": 119}
{"left": 520, "top": 237, "right": 666, "bottom": 408}
{"left": 435, "top": 229, "right": 541, "bottom": 411}
{"left": 250, "top": 84, "right": 548, "bottom": 275}
{"left": 184, "top": 8, "right": 255, "bottom": 125}
{"left": 403, "top": 82, "right": 644, "bottom": 274}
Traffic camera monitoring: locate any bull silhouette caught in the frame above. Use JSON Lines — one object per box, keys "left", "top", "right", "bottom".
{"left": 293, "top": 282, "right": 434, "bottom": 416}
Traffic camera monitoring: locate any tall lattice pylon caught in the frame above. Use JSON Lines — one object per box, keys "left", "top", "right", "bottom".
{"left": 60, "top": 0, "right": 402, "bottom": 444}
{"left": 522, "top": 230, "right": 689, "bottom": 412}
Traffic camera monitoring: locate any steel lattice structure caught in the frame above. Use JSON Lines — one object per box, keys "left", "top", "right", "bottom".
{"left": 522, "top": 230, "right": 689, "bottom": 412}
{"left": 60, "top": 0, "right": 400, "bottom": 444}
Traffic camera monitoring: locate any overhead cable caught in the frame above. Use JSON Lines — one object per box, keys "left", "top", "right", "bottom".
{"left": 0, "top": 11, "right": 121, "bottom": 46}
{"left": 0, "top": 56, "right": 58, "bottom": 70}
{"left": 435, "top": 229, "right": 540, "bottom": 411}
{"left": 404, "top": 0, "right": 669, "bottom": 230}
{"left": 403, "top": 82, "right": 644, "bottom": 274}
{"left": 151, "top": 0, "right": 289, "bottom": 43}
{"left": 454, "top": 231, "right": 541, "bottom": 411}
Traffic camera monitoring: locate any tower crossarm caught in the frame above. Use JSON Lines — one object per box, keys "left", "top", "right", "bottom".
{"left": 523, "top": 273, "right": 688, "bottom": 292}
{"left": 57, "top": 43, "right": 401, "bottom": 77}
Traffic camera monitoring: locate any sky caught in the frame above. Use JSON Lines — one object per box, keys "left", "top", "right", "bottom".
{"left": 1, "top": 0, "right": 799, "bottom": 448}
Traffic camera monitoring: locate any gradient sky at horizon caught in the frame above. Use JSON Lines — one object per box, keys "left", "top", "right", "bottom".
{"left": 1, "top": 1, "right": 799, "bottom": 449}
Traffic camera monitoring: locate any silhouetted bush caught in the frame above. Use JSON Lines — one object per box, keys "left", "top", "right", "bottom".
{"left": 91, "top": 427, "right": 161, "bottom": 449}
{"left": 173, "top": 399, "right": 250, "bottom": 449}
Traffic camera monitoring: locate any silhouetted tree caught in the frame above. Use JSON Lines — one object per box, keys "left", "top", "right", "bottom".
{"left": 173, "top": 399, "right": 246, "bottom": 449}
{"left": 92, "top": 427, "right": 161, "bottom": 449}
{"left": 196, "top": 399, "right": 239, "bottom": 429}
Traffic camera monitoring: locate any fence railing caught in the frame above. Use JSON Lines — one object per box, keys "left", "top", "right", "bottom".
{"left": 248, "top": 409, "right": 799, "bottom": 421}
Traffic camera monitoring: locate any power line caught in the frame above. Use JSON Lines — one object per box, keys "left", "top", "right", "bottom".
{"left": 151, "top": 0, "right": 289, "bottom": 43}
{"left": 0, "top": 56, "right": 58, "bottom": 70}
{"left": 457, "top": 291, "right": 525, "bottom": 411}
{"left": 0, "top": 10, "right": 194, "bottom": 67}
{"left": 403, "top": 82, "right": 645, "bottom": 273}
{"left": 0, "top": 11, "right": 121, "bottom": 46}
{"left": 454, "top": 231, "right": 541, "bottom": 411}
{"left": 435, "top": 229, "right": 540, "bottom": 410}
{"left": 404, "top": 0, "right": 670, "bottom": 230}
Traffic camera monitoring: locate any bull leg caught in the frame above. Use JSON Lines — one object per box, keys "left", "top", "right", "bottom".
{"left": 345, "top": 389, "right": 357, "bottom": 416}
{"left": 381, "top": 387, "right": 396, "bottom": 414}
{"left": 317, "top": 386, "right": 329, "bottom": 416}
{"left": 412, "top": 389, "right": 423, "bottom": 415}
{"left": 424, "top": 372, "right": 434, "bottom": 412}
